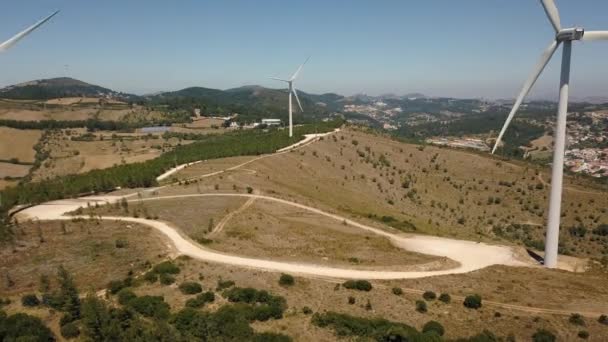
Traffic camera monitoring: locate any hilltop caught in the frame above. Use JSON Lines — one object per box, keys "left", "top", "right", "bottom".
{"left": 0, "top": 77, "right": 139, "bottom": 101}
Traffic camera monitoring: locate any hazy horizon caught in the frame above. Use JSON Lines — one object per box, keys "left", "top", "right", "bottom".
{"left": 2, "top": 0, "right": 608, "bottom": 99}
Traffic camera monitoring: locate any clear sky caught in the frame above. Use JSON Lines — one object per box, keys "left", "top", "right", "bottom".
{"left": 1, "top": 0, "right": 608, "bottom": 99}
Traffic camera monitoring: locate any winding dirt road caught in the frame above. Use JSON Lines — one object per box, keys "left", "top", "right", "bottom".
{"left": 18, "top": 192, "right": 529, "bottom": 280}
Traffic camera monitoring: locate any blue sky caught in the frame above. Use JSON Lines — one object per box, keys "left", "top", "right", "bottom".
{"left": 1, "top": 1, "right": 608, "bottom": 98}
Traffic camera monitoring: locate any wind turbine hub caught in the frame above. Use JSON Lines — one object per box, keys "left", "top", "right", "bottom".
{"left": 556, "top": 27, "right": 584, "bottom": 41}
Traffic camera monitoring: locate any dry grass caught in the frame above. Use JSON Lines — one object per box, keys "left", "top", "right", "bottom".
{"left": 0, "top": 162, "right": 30, "bottom": 178}
{"left": 127, "top": 256, "right": 608, "bottom": 341}
{"left": 0, "top": 220, "right": 170, "bottom": 297}
{"left": 31, "top": 129, "right": 190, "bottom": 181}
{"left": 212, "top": 199, "right": 447, "bottom": 269}
{"left": 166, "top": 127, "right": 608, "bottom": 259}
{"left": 0, "top": 127, "right": 41, "bottom": 163}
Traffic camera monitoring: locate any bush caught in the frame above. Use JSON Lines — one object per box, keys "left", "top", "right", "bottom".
{"left": 153, "top": 261, "right": 180, "bottom": 275}
{"left": 143, "top": 271, "right": 158, "bottom": 283}
{"left": 0, "top": 312, "right": 54, "bottom": 341}
{"left": 533, "top": 329, "right": 556, "bottom": 342}
{"left": 117, "top": 289, "right": 137, "bottom": 305}
{"left": 217, "top": 279, "right": 235, "bottom": 291}
{"left": 21, "top": 294, "right": 40, "bottom": 307}
{"left": 115, "top": 239, "right": 128, "bottom": 248}
{"left": 60, "top": 321, "right": 80, "bottom": 339}
{"left": 348, "top": 296, "right": 356, "bottom": 305}
{"left": 185, "top": 291, "right": 215, "bottom": 308}
{"left": 438, "top": 293, "right": 451, "bottom": 303}
{"left": 422, "top": 320, "right": 444, "bottom": 336}
{"left": 422, "top": 291, "right": 436, "bottom": 301}
{"left": 128, "top": 295, "right": 170, "bottom": 319}
{"left": 59, "top": 313, "right": 75, "bottom": 326}
{"left": 342, "top": 280, "right": 372, "bottom": 292}
{"left": 302, "top": 306, "right": 313, "bottom": 315}
{"left": 578, "top": 330, "right": 589, "bottom": 339}
{"left": 311, "top": 311, "right": 419, "bottom": 341}
{"left": 160, "top": 273, "right": 176, "bottom": 285}
{"left": 179, "top": 281, "right": 203, "bottom": 295}
{"left": 415, "top": 300, "right": 427, "bottom": 313}
{"left": 599, "top": 314, "right": 608, "bottom": 325}
{"left": 569, "top": 313, "right": 585, "bottom": 326}
{"left": 463, "top": 294, "right": 482, "bottom": 309}
{"left": 392, "top": 287, "right": 403, "bottom": 295}
{"left": 246, "top": 186, "right": 254, "bottom": 194}
{"left": 278, "top": 274, "right": 295, "bottom": 286}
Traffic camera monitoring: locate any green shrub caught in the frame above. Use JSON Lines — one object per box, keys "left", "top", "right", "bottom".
{"left": 179, "top": 281, "right": 203, "bottom": 295}
{"left": 392, "top": 287, "right": 403, "bottom": 295}
{"left": 532, "top": 329, "right": 556, "bottom": 342}
{"left": 342, "top": 280, "right": 372, "bottom": 292}
{"left": 278, "top": 273, "right": 294, "bottom": 286}
{"left": 463, "top": 294, "right": 482, "bottom": 309}
{"left": 216, "top": 279, "right": 235, "bottom": 291}
{"left": 159, "top": 273, "right": 176, "bottom": 285}
{"left": 128, "top": 295, "right": 170, "bottom": 319}
{"left": 115, "top": 239, "right": 128, "bottom": 248}
{"left": 143, "top": 271, "right": 158, "bottom": 283}
{"left": 60, "top": 321, "right": 80, "bottom": 339}
{"left": 311, "top": 311, "right": 419, "bottom": 341}
{"left": 185, "top": 291, "right": 215, "bottom": 308}
{"left": 21, "top": 294, "right": 40, "bottom": 307}
{"left": 599, "top": 314, "right": 608, "bottom": 325}
{"left": 569, "top": 313, "right": 585, "bottom": 326}
{"left": 117, "top": 289, "right": 137, "bottom": 305}
{"left": 348, "top": 296, "right": 356, "bottom": 305}
{"left": 422, "top": 320, "right": 444, "bottom": 336}
{"left": 302, "top": 306, "right": 313, "bottom": 315}
{"left": 578, "top": 330, "right": 589, "bottom": 339}
{"left": 438, "top": 293, "right": 451, "bottom": 303}
{"left": 415, "top": 300, "right": 427, "bottom": 313}
{"left": 153, "top": 261, "right": 180, "bottom": 275}
{"left": 0, "top": 312, "right": 54, "bottom": 341}
{"left": 422, "top": 291, "right": 436, "bottom": 301}
{"left": 246, "top": 186, "right": 254, "bottom": 194}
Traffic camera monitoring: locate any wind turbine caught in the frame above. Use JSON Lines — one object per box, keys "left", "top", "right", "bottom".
{"left": 492, "top": 0, "right": 608, "bottom": 268}
{"left": 270, "top": 57, "right": 310, "bottom": 137}
{"left": 0, "top": 11, "right": 59, "bottom": 53}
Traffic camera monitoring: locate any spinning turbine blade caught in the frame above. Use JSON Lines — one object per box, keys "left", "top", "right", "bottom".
{"left": 292, "top": 88, "right": 303, "bottom": 112}
{"left": 269, "top": 77, "right": 289, "bottom": 82}
{"left": 540, "top": 0, "right": 561, "bottom": 33}
{"left": 290, "top": 56, "right": 310, "bottom": 81}
{"left": 492, "top": 39, "right": 560, "bottom": 154}
{"left": 0, "top": 10, "right": 59, "bottom": 52}
{"left": 583, "top": 31, "right": 608, "bottom": 41}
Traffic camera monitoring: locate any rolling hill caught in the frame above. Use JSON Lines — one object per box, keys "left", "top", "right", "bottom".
{"left": 0, "top": 77, "right": 139, "bottom": 101}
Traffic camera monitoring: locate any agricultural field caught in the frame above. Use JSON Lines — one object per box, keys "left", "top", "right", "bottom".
{"left": 30, "top": 128, "right": 193, "bottom": 181}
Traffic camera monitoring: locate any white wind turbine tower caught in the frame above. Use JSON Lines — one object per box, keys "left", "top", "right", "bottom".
{"left": 492, "top": 0, "right": 608, "bottom": 268}
{"left": 270, "top": 57, "right": 310, "bottom": 137}
{"left": 0, "top": 11, "right": 59, "bottom": 53}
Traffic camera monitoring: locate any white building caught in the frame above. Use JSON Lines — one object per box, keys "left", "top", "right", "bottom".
{"left": 261, "top": 118, "right": 282, "bottom": 126}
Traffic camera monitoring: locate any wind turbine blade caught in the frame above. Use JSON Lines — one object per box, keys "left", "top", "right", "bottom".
{"left": 290, "top": 56, "right": 310, "bottom": 81}
{"left": 269, "top": 77, "right": 289, "bottom": 82}
{"left": 292, "top": 88, "right": 303, "bottom": 112}
{"left": 583, "top": 31, "right": 608, "bottom": 41}
{"left": 492, "top": 39, "right": 560, "bottom": 154}
{"left": 540, "top": 0, "right": 561, "bottom": 33}
{"left": 0, "top": 10, "right": 59, "bottom": 52}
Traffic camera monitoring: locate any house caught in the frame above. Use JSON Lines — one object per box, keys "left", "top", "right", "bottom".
{"left": 261, "top": 118, "right": 282, "bottom": 126}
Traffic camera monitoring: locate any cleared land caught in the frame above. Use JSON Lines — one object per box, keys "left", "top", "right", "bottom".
{"left": 31, "top": 128, "right": 190, "bottom": 181}
{"left": 213, "top": 199, "right": 448, "bottom": 269}
{"left": 0, "top": 127, "right": 41, "bottom": 163}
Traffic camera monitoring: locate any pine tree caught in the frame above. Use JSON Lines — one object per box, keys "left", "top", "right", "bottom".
{"left": 57, "top": 266, "right": 81, "bottom": 319}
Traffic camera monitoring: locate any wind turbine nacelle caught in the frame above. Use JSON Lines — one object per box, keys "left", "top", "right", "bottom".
{"left": 556, "top": 27, "right": 584, "bottom": 41}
